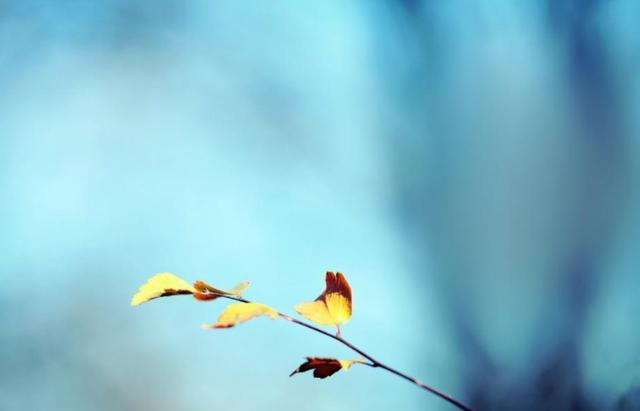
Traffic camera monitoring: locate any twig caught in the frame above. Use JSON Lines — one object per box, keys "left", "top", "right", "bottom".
{"left": 210, "top": 293, "right": 472, "bottom": 411}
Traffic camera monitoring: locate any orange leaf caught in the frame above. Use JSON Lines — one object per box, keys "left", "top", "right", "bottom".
{"left": 289, "top": 357, "right": 366, "bottom": 379}
{"left": 202, "top": 302, "right": 278, "bottom": 329}
{"left": 193, "top": 280, "right": 250, "bottom": 301}
{"left": 294, "top": 272, "right": 352, "bottom": 327}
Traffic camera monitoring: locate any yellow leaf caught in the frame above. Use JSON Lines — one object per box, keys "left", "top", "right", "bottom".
{"left": 203, "top": 302, "right": 278, "bottom": 329}
{"left": 289, "top": 357, "right": 366, "bottom": 379}
{"left": 325, "top": 290, "right": 351, "bottom": 324}
{"left": 294, "top": 272, "right": 352, "bottom": 327}
{"left": 293, "top": 300, "right": 335, "bottom": 326}
{"left": 131, "top": 273, "right": 196, "bottom": 306}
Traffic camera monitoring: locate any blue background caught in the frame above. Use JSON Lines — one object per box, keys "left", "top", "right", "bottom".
{"left": 1, "top": 1, "right": 639, "bottom": 410}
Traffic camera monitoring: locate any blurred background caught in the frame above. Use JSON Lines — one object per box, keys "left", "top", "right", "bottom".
{"left": 1, "top": 1, "right": 639, "bottom": 410}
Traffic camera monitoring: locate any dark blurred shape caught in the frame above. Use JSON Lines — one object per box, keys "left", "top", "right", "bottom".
{"left": 388, "top": 0, "right": 634, "bottom": 410}
{"left": 616, "top": 387, "right": 640, "bottom": 411}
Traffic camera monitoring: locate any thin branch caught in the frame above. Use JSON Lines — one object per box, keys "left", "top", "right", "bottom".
{"left": 207, "top": 292, "right": 472, "bottom": 411}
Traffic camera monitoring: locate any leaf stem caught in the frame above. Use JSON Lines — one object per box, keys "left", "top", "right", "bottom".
{"left": 210, "top": 293, "right": 472, "bottom": 411}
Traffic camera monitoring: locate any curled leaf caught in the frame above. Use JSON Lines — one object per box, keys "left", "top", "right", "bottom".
{"left": 294, "top": 272, "right": 352, "bottom": 327}
{"left": 193, "top": 280, "right": 250, "bottom": 301}
{"left": 289, "top": 357, "right": 366, "bottom": 379}
{"left": 131, "top": 273, "right": 196, "bottom": 306}
{"left": 203, "top": 302, "right": 278, "bottom": 329}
